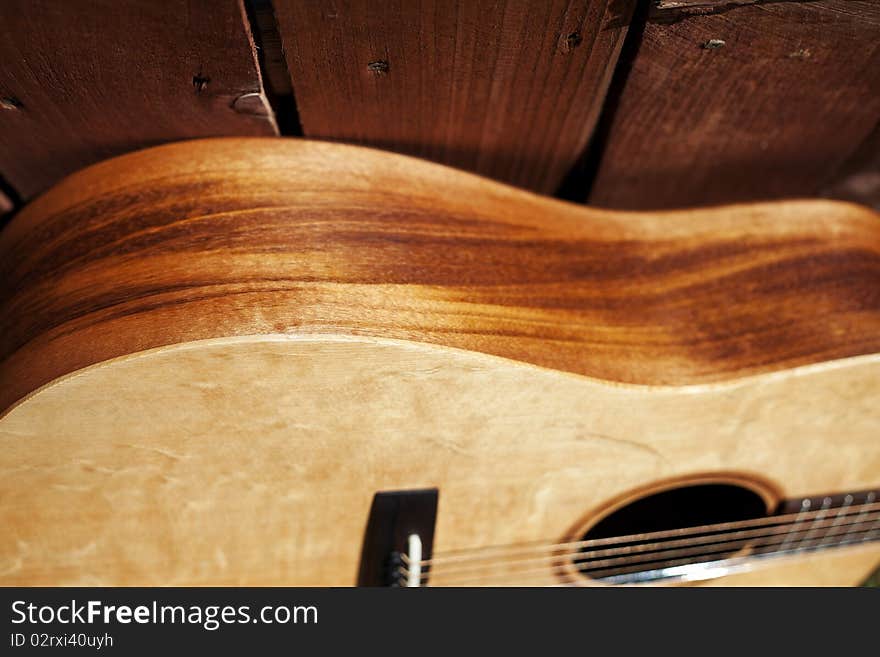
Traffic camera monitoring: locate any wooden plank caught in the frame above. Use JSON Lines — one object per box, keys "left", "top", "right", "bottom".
{"left": 0, "top": 0, "right": 277, "bottom": 200}
{"left": 274, "top": 0, "right": 636, "bottom": 194}
{"left": 589, "top": 1, "right": 880, "bottom": 209}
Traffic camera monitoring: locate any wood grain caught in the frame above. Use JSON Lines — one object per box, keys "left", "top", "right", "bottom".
{"left": 589, "top": 1, "right": 880, "bottom": 209}
{"left": 1, "top": 137, "right": 880, "bottom": 413}
{"left": 2, "top": 336, "right": 878, "bottom": 585}
{"left": 0, "top": 0, "right": 277, "bottom": 201}
{"left": 273, "top": 0, "right": 635, "bottom": 193}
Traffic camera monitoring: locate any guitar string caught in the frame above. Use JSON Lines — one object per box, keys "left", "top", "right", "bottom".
{"left": 402, "top": 532, "right": 880, "bottom": 588}
{"left": 781, "top": 496, "right": 833, "bottom": 552}
{"left": 401, "top": 508, "right": 880, "bottom": 576}
{"left": 420, "top": 534, "right": 878, "bottom": 587}
{"left": 402, "top": 510, "right": 880, "bottom": 582}
{"left": 403, "top": 515, "right": 880, "bottom": 584}
{"left": 414, "top": 520, "right": 880, "bottom": 585}
{"left": 452, "top": 530, "right": 880, "bottom": 586}
{"left": 405, "top": 525, "right": 879, "bottom": 586}
{"left": 415, "top": 508, "right": 876, "bottom": 571}
{"left": 412, "top": 503, "right": 880, "bottom": 566}
{"left": 816, "top": 495, "right": 854, "bottom": 548}
{"left": 413, "top": 497, "right": 879, "bottom": 567}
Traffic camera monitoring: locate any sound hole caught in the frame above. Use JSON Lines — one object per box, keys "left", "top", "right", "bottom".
{"left": 577, "top": 483, "right": 768, "bottom": 582}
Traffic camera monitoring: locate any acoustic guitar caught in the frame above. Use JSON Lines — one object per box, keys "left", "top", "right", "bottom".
{"left": 1, "top": 138, "right": 878, "bottom": 586}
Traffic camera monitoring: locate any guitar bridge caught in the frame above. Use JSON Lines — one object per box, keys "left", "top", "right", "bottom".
{"left": 357, "top": 488, "right": 438, "bottom": 587}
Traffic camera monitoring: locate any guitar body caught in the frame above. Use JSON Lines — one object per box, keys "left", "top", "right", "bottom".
{"left": 1, "top": 138, "right": 878, "bottom": 586}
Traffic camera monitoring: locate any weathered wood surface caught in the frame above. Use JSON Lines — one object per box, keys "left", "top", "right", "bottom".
{"left": 589, "top": 1, "right": 880, "bottom": 209}
{"left": 274, "top": 0, "right": 636, "bottom": 193}
{"left": 0, "top": 0, "right": 277, "bottom": 201}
